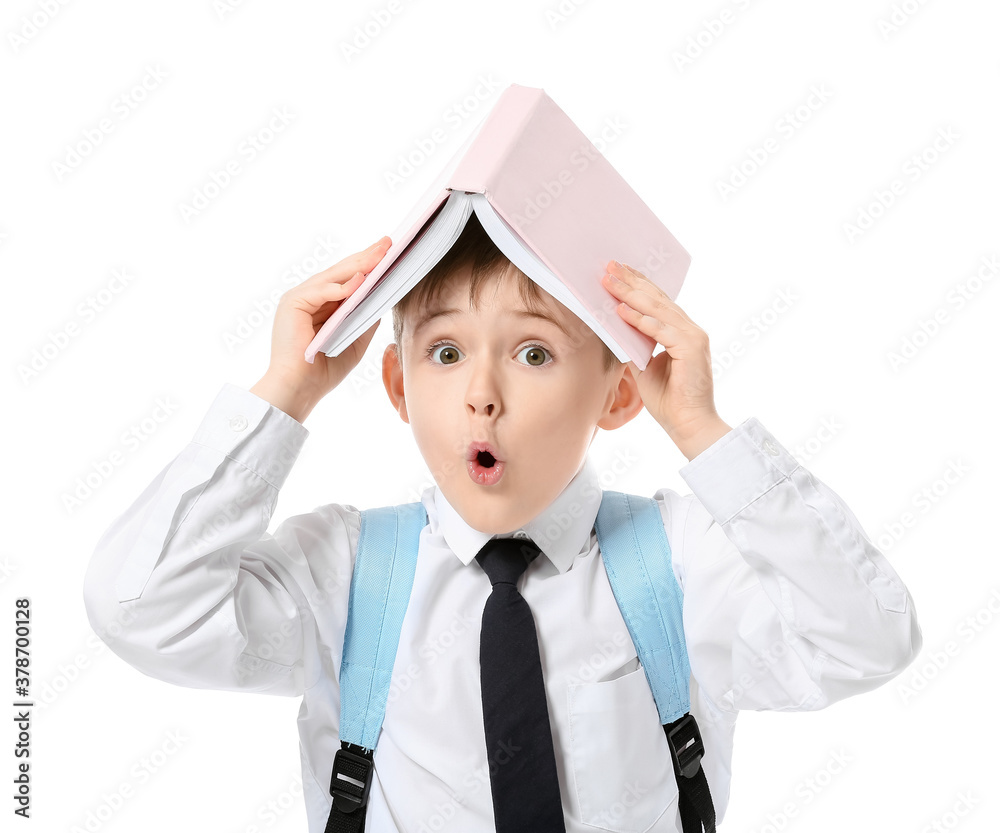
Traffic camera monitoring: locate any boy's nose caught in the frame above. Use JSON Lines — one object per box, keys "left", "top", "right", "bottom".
{"left": 465, "top": 363, "right": 502, "bottom": 417}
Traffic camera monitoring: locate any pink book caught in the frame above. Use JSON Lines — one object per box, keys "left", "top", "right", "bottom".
{"left": 304, "top": 83, "right": 691, "bottom": 371}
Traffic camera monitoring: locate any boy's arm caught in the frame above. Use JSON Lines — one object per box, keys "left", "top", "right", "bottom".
{"left": 82, "top": 383, "right": 359, "bottom": 695}
{"left": 658, "top": 416, "right": 922, "bottom": 712}
{"left": 83, "top": 241, "right": 391, "bottom": 694}
{"left": 602, "top": 260, "right": 920, "bottom": 710}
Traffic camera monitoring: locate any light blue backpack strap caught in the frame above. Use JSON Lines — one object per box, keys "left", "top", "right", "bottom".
{"left": 339, "top": 501, "right": 427, "bottom": 750}
{"left": 594, "top": 490, "right": 690, "bottom": 725}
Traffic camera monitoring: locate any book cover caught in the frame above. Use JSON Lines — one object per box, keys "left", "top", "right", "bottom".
{"left": 305, "top": 83, "right": 691, "bottom": 371}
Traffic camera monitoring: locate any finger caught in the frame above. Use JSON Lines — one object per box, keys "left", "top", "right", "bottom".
{"left": 603, "top": 263, "right": 696, "bottom": 327}
{"left": 602, "top": 267, "right": 682, "bottom": 323}
{"left": 309, "top": 237, "right": 393, "bottom": 285}
{"left": 614, "top": 300, "right": 689, "bottom": 351}
{"left": 615, "top": 263, "right": 693, "bottom": 312}
{"left": 295, "top": 270, "right": 367, "bottom": 315}
{"left": 603, "top": 276, "right": 700, "bottom": 352}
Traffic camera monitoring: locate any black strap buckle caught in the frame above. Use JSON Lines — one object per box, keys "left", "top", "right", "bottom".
{"left": 665, "top": 714, "right": 705, "bottom": 779}
{"left": 330, "top": 743, "right": 374, "bottom": 814}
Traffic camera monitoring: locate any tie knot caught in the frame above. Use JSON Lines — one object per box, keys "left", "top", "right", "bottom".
{"left": 475, "top": 536, "right": 541, "bottom": 586}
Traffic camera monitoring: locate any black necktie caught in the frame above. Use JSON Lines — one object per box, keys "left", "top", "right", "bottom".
{"left": 476, "top": 537, "right": 566, "bottom": 832}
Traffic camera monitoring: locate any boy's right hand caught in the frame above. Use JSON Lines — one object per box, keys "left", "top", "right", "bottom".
{"left": 250, "top": 236, "right": 392, "bottom": 423}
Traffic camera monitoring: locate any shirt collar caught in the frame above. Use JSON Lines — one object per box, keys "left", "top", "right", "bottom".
{"left": 430, "top": 455, "right": 602, "bottom": 574}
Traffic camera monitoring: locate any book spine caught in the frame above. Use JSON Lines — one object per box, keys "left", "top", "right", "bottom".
{"left": 447, "top": 85, "right": 544, "bottom": 199}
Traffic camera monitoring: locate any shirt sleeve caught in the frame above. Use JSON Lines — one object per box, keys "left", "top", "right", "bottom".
{"left": 82, "top": 383, "right": 361, "bottom": 697}
{"left": 654, "top": 416, "right": 923, "bottom": 713}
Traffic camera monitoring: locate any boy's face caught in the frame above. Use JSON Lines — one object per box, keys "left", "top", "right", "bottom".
{"left": 382, "top": 264, "right": 643, "bottom": 536}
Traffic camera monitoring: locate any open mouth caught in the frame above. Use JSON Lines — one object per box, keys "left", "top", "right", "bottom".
{"left": 467, "top": 443, "right": 505, "bottom": 486}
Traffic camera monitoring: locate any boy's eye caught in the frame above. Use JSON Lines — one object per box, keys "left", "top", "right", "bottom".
{"left": 425, "top": 342, "right": 553, "bottom": 367}
{"left": 427, "top": 343, "right": 463, "bottom": 364}
{"left": 517, "top": 344, "right": 552, "bottom": 367}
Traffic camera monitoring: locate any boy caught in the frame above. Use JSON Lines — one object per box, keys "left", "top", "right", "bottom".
{"left": 84, "top": 214, "right": 921, "bottom": 832}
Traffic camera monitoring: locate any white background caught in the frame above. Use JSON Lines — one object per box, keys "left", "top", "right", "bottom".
{"left": 3, "top": 0, "right": 999, "bottom": 831}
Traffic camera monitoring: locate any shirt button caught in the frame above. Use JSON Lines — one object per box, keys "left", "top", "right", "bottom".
{"left": 230, "top": 415, "right": 248, "bottom": 432}
{"left": 762, "top": 438, "right": 779, "bottom": 456}
{"left": 514, "top": 531, "right": 528, "bottom": 539}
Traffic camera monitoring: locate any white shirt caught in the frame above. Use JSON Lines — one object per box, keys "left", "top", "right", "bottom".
{"left": 83, "top": 383, "right": 921, "bottom": 833}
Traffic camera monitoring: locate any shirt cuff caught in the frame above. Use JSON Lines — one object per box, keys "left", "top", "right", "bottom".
{"left": 191, "top": 382, "right": 310, "bottom": 490}
{"left": 678, "top": 417, "right": 800, "bottom": 526}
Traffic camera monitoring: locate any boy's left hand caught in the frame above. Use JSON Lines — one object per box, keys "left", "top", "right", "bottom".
{"left": 601, "top": 260, "right": 731, "bottom": 459}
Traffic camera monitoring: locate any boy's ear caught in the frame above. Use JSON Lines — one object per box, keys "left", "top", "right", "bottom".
{"left": 596, "top": 363, "right": 645, "bottom": 431}
{"left": 382, "top": 343, "right": 410, "bottom": 424}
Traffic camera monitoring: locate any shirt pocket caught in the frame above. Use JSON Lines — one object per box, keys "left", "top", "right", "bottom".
{"left": 567, "top": 664, "right": 676, "bottom": 832}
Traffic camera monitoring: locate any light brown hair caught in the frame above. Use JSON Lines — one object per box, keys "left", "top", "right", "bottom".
{"left": 391, "top": 213, "right": 620, "bottom": 374}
